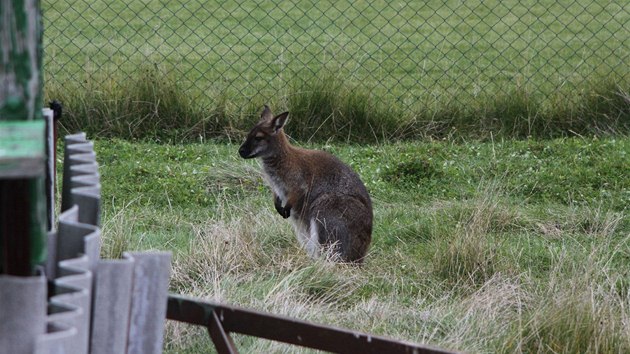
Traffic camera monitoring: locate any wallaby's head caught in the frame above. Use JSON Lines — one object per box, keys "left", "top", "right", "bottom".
{"left": 239, "top": 105, "right": 289, "bottom": 159}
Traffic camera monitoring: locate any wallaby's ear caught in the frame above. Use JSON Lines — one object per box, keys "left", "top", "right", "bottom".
{"left": 261, "top": 105, "right": 273, "bottom": 121}
{"left": 271, "top": 112, "right": 289, "bottom": 134}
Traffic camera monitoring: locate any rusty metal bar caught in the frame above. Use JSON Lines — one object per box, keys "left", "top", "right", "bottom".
{"left": 207, "top": 309, "right": 239, "bottom": 354}
{"left": 167, "top": 294, "right": 456, "bottom": 354}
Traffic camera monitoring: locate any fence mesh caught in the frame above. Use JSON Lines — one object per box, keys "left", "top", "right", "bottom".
{"left": 43, "top": 0, "right": 629, "bottom": 113}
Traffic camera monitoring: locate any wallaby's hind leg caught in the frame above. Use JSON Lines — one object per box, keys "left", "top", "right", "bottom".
{"left": 309, "top": 215, "right": 345, "bottom": 262}
{"left": 311, "top": 199, "right": 372, "bottom": 263}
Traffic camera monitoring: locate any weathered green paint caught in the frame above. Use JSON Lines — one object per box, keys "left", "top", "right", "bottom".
{"left": 0, "top": 120, "right": 44, "bottom": 156}
{"left": 0, "top": 0, "right": 46, "bottom": 275}
{"left": 0, "top": 0, "right": 43, "bottom": 122}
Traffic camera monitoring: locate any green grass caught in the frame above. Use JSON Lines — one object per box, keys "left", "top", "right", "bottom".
{"left": 43, "top": 0, "right": 630, "bottom": 351}
{"left": 46, "top": 64, "right": 630, "bottom": 142}
{"left": 87, "top": 136, "right": 630, "bottom": 353}
{"left": 43, "top": 0, "right": 630, "bottom": 142}
{"left": 43, "top": 0, "right": 630, "bottom": 102}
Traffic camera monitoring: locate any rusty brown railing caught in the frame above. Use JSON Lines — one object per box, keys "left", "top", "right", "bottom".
{"left": 167, "top": 294, "right": 456, "bottom": 354}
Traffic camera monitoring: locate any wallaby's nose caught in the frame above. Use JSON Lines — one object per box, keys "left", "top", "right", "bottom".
{"left": 238, "top": 145, "right": 248, "bottom": 158}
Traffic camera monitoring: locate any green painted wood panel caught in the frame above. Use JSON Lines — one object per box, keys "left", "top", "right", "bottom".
{"left": 0, "top": 0, "right": 46, "bottom": 275}
{"left": 0, "top": 120, "right": 45, "bottom": 178}
{"left": 0, "top": 0, "right": 43, "bottom": 122}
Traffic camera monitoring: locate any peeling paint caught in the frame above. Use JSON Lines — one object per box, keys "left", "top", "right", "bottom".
{"left": 0, "top": 0, "right": 42, "bottom": 121}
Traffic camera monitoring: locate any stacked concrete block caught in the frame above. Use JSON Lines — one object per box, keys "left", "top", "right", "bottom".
{"left": 0, "top": 132, "right": 172, "bottom": 354}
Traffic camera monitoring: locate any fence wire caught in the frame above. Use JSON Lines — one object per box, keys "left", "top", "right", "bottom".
{"left": 43, "top": 0, "right": 629, "bottom": 112}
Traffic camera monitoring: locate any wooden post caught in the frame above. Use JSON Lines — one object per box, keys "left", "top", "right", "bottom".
{"left": 1, "top": 0, "right": 43, "bottom": 121}
{"left": 0, "top": 0, "right": 46, "bottom": 276}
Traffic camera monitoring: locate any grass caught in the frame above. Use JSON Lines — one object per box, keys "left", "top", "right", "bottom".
{"left": 43, "top": 0, "right": 630, "bottom": 142}
{"left": 86, "top": 136, "right": 630, "bottom": 353}
{"left": 43, "top": 0, "right": 630, "bottom": 102}
{"left": 42, "top": 0, "right": 630, "bottom": 351}
{"left": 46, "top": 64, "right": 630, "bottom": 142}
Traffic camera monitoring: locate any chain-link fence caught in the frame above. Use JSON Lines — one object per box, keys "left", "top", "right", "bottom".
{"left": 43, "top": 0, "right": 629, "bottom": 114}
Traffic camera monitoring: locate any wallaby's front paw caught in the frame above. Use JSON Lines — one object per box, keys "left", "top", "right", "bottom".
{"left": 274, "top": 196, "right": 285, "bottom": 217}
{"left": 279, "top": 204, "right": 291, "bottom": 218}
{"left": 276, "top": 205, "right": 291, "bottom": 218}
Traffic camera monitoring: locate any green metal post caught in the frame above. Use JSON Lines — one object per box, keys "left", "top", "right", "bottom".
{"left": 0, "top": 0, "right": 46, "bottom": 275}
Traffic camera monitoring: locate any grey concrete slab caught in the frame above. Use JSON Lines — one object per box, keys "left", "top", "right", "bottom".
{"left": 0, "top": 274, "right": 47, "bottom": 354}
{"left": 63, "top": 133, "right": 87, "bottom": 145}
{"left": 56, "top": 205, "right": 101, "bottom": 276}
{"left": 35, "top": 321, "right": 77, "bottom": 354}
{"left": 125, "top": 252, "right": 172, "bottom": 354}
{"left": 70, "top": 186, "right": 101, "bottom": 227}
{"left": 49, "top": 255, "right": 92, "bottom": 354}
{"left": 90, "top": 257, "right": 135, "bottom": 354}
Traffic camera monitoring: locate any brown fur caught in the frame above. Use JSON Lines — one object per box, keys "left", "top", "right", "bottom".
{"left": 239, "top": 106, "right": 373, "bottom": 263}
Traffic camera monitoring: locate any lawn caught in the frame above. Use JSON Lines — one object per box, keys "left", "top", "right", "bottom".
{"left": 42, "top": 0, "right": 630, "bottom": 143}
{"left": 42, "top": 0, "right": 630, "bottom": 351}
{"left": 43, "top": 0, "right": 629, "bottom": 109}
{"left": 90, "top": 136, "right": 629, "bottom": 353}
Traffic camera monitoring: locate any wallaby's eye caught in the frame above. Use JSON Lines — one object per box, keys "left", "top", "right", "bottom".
{"left": 254, "top": 135, "right": 265, "bottom": 141}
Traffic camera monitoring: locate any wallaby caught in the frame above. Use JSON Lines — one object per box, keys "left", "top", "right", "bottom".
{"left": 239, "top": 105, "right": 373, "bottom": 263}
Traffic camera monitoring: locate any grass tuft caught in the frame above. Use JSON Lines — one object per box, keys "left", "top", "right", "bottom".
{"left": 45, "top": 64, "right": 229, "bottom": 142}
{"left": 47, "top": 65, "right": 629, "bottom": 143}
{"left": 382, "top": 159, "right": 442, "bottom": 185}
{"left": 547, "top": 79, "right": 630, "bottom": 136}
{"left": 286, "top": 73, "right": 410, "bottom": 143}
{"left": 432, "top": 184, "right": 503, "bottom": 287}
{"left": 509, "top": 243, "right": 630, "bottom": 354}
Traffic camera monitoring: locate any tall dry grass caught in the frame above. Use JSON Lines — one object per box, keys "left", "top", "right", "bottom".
{"left": 95, "top": 165, "right": 629, "bottom": 353}
{"left": 46, "top": 65, "right": 630, "bottom": 143}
